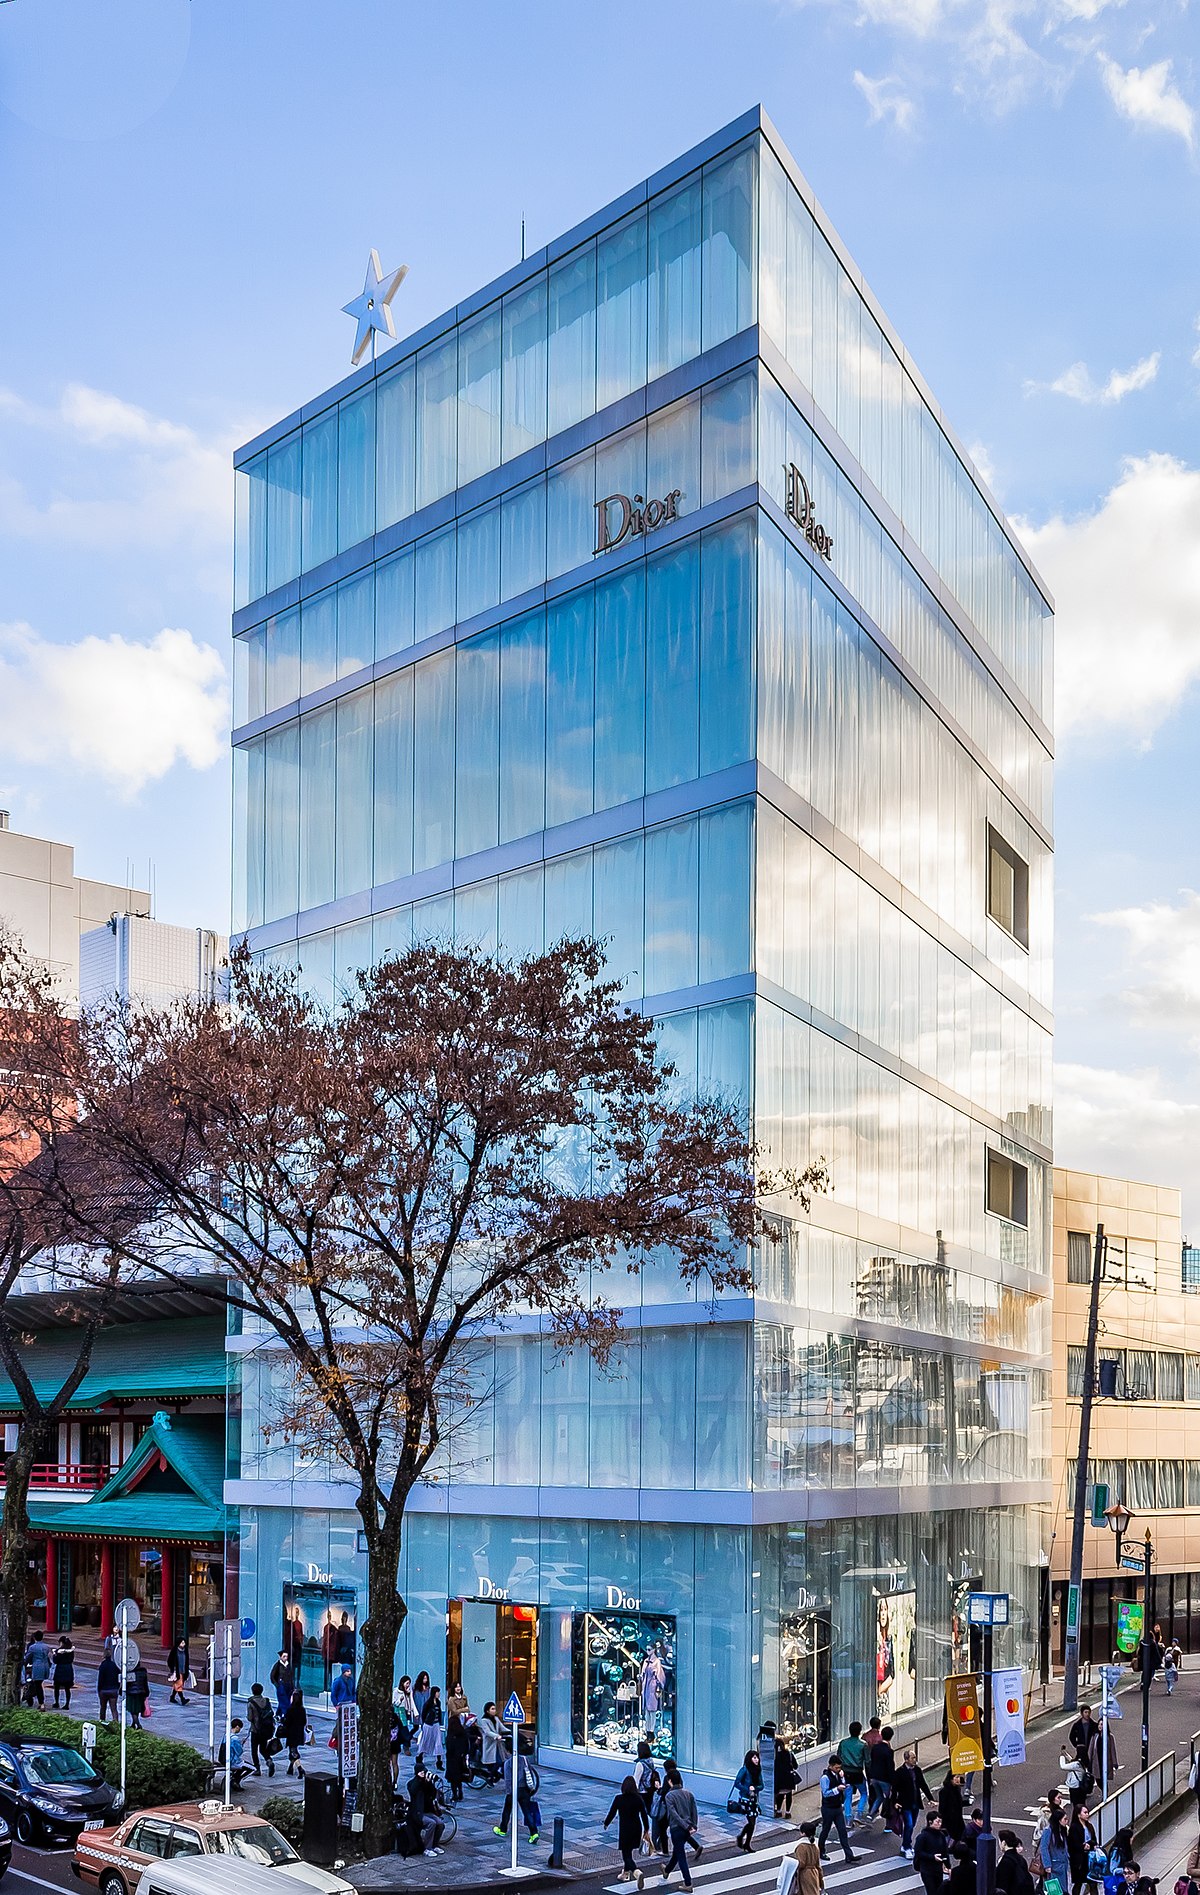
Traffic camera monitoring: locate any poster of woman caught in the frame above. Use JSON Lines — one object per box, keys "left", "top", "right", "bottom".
{"left": 875, "top": 1589, "right": 916, "bottom": 1718}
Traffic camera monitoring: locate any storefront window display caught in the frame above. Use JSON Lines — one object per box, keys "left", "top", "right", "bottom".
{"left": 282, "top": 1580, "right": 358, "bottom": 1695}
{"left": 777, "top": 1610, "right": 831, "bottom": 1754}
{"left": 571, "top": 1609, "right": 676, "bottom": 1759}
{"left": 874, "top": 1589, "right": 916, "bottom": 1720}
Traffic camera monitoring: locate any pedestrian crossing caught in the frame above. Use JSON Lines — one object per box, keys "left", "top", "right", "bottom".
{"left": 603, "top": 1828, "right": 921, "bottom": 1895}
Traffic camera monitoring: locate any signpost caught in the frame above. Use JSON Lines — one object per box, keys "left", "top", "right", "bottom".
{"left": 114, "top": 1596, "right": 140, "bottom": 1809}
{"left": 500, "top": 1691, "right": 526, "bottom": 1878}
{"left": 966, "top": 1590, "right": 1010, "bottom": 1895}
{"left": 1099, "top": 1663, "right": 1124, "bottom": 1796}
{"left": 337, "top": 1703, "right": 359, "bottom": 1784}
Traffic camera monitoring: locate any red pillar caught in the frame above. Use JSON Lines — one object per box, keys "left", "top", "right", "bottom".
{"left": 100, "top": 1543, "right": 114, "bottom": 1636}
{"left": 161, "top": 1546, "right": 173, "bottom": 1648}
{"left": 44, "top": 1538, "right": 57, "bottom": 1633}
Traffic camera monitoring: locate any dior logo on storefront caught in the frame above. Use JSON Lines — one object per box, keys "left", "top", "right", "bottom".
{"left": 594, "top": 488, "right": 683, "bottom": 555}
{"left": 477, "top": 1575, "right": 510, "bottom": 1600}
{"left": 606, "top": 1584, "right": 641, "bottom": 1610}
{"left": 784, "top": 464, "right": 833, "bottom": 560}
{"left": 307, "top": 1563, "right": 334, "bottom": 1584}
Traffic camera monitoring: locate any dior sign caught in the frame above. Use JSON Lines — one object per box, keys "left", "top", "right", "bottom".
{"left": 594, "top": 487, "right": 682, "bottom": 555}
{"left": 785, "top": 464, "right": 833, "bottom": 560}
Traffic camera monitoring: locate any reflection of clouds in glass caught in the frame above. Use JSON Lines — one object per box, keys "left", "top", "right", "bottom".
{"left": 0, "top": 0, "right": 191, "bottom": 142}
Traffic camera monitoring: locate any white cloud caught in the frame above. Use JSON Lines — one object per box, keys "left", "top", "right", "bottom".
{"left": 1019, "top": 453, "right": 1200, "bottom": 743}
{"left": 1098, "top": 53, "right": 1195, "bottom": 147}
{"left": 0, "top": 621, "right": 228, "bottom": 797}
{"left": 853, "top": 69, "right": 918, "bottom": 128}
{"left": 0, "top": 381, "right": 236, "bottom": 560}
{"left": 854, "top": 0, "right": 947, "bottom": 34}
{"left": 1054, "top": 1060, "right": 1200, "bottom": 1195}
{"left": 1090, "top": 890, "right": 1200, "bottom": 1047}
{"left": 1027, "top": 350, "right": 1160, "bottom": 403}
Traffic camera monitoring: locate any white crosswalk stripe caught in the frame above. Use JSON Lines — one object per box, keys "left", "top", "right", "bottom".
{"left": 603, "top": 1836, "right": 921, "bottom": 1895}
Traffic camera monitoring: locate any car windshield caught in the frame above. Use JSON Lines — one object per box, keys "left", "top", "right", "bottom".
{"left": 208, "top": 1825, "right": 298, "bottom": 1866}
{"left": 23, "top": 1748, "right": 99, "bottom": 1786}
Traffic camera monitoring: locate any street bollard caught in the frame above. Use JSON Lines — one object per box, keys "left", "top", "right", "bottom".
{"left": 550, "top": 1816, "right": 564, "bottom": 1868}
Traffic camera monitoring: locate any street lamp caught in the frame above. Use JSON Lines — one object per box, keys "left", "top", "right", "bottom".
{"left": 1105, "top": 1500, "right": 1134, "bottom": 1567}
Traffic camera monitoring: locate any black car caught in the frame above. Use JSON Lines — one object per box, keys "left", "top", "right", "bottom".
{"left": 0, "top": 1742, "right": 119, "bottom": 1846}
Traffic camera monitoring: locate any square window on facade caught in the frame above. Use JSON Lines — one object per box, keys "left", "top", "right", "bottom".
{"left": 985, "top": 1148, "right": 1028, "bottom": 1227}
{"left": 986, "top": 825, "right": 1029, "bottom": 948}
{"left": 1067, "top": 1231, "right": 1092, "bottom": 1284}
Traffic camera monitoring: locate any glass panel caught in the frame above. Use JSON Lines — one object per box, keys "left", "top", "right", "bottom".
{"left": 701, "top": 370, "right": 755, "bottom": 505}
{"left": 593, "top": 564, "right": 644, "bottom": 812}
{"left": 299, "top": 704, "right": 337, "bottom": 911}
{"left": 644, "top": 818, "right": 699, "bottom": 995}
{"left": 501, "top": 479, "right": 546, "bottom": 605}
{"left": 702, "top": 145, "right": 755, "bottom": 349}
{"left": 336, "top": 570, "right": 374, "bottom": 679}
{"left": 233, "top": 739, "right": 264, "bottom": 931}
{"left": 412, "top": 650, "right": 455, "bottom": 871}
{"left": 414, "top": 525, "right": 456, "bottom": 644}
{"left": 648, "top": 176, "right": 702, "bottom": 380}
{"left": 335, "top": 687, "right": 373, "bottom": 898}
{"left": 457, "top": 305, "right": 501, "bottom": 487}
{"left": 300, "top": 587, "right": 337, "bottom": 697}
{"left": 499, "top": 609, "right": 546, "bottom": 845}
{"left": 457, "top": 500, "right": 501, "bottom": 624}
{"left": 455, "top": 631, "right": 500, "bottom": 859}
{"left": 547, "top": 244, "right": 596, "bottom": 437}
{"left": 645, "top": 537, "right": 699, "bottom": 793}
{"left": 266, "top": 608, "right": 300, "bottom": 713}
{"left": 300, "top": 413, "right": 337, "bottom": 573}
{"left": 338, "top": 390, "right": 374, "bottom": 553}
{"left": 263, "top": 724, "right": 299, "bottom": 921}
{"left": 239, "top": 453, "right": 268, "bottom": 608}
{"left": 374, "top": 670, "right": 413, "bottom": 886}
{"left": 502, "top": 277, "right": 548, "bottom": 462}
{"left": 266, "top": 434, "right": 302, "bottom": 592}
{"left": 416, "top": 333, "right": 458, "bottom": 508}
{"left": 596, "top": 211, "right": 647, "bottom": 410}
{"left": 545, "top": 589, "right": 594, "bottom": 828}
{"left": 699, "top": 801, "right": 751, "bottom": 982}
{"left": 700, "top": 515, "right": 754, "bottom": 775}
{"left": 546, "top": 448, "right": 594, "bottom": 579}
{"left": 375, "top": 547, "right": 414, "bottom": 660}
{"left": 376, "top": 358, "right": 415, "bottom": 531}
{"left": 593, "top": 832, "right": 643, "bottom": 995}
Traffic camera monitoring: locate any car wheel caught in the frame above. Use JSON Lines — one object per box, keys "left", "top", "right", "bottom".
{"left": 13, "top": 1813, "right": 37, "bottom": 1847}
{"left": 100, "top": 1874, "right": 126, "bottom": 1895}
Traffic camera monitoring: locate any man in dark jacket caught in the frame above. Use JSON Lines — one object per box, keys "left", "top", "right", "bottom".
{"left": 913, "top": 1812, "right": 951, "bottom": 1895}
{"left": 866, "top": 1725, "right": 896, "bottom": 1821}
{"left": 894, "top": 1748, "right": 934, "bottom": 1857}
{"left": 406, "top": 1761, "right": 446, "bottom": 1857}
{"left": 97, "top": 1651, "right": 120, "bottom": 1723}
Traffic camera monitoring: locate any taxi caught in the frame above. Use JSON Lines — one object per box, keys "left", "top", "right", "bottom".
{"left": 72, "top": 1802, "right": 353, "bottom": 1895}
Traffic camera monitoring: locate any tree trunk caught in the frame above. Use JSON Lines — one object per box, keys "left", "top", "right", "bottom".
{"left": 0, "top": 1426, "right": 45, "bottom": 1706}
{"left": 355, "top": 1509, "right": 407, "bottom": 1859}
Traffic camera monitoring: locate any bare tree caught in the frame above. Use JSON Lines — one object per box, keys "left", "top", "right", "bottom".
{"left": 70, "top": 938, "right": 827, "bottom": 1852}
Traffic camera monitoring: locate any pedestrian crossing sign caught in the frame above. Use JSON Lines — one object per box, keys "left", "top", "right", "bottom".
{"left": 503, "top": 1691, "right": 526, "bottom": 1724}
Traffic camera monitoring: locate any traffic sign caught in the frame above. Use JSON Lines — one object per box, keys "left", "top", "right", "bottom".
{"left": 114, "top": 1597, "right": 141, "bottom": 1633}
{"left": 118, "top": 1638, "right": 141, "bottom": 1671}
{"left": 1091, "top": 1482, "right": 1110, "bottom": 1528}
{"left": 1120, "top": 1553, "right": 1146, "bottom": 1574}
{"left": 502, "top": 1691, "right": 526, "bottom": 1725}
{"left": 239, "top": 1617, "right": 256, "bottom": 1640}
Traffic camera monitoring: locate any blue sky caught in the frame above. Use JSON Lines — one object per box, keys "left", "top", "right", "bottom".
{"left": 1, "top": 0, "right": 1198, "bottom": 1201}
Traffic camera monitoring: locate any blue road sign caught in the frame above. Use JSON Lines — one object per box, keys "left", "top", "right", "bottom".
{"left": 503, "top": 1691, "right": 526, "bottom": 1725}
{"left": 240, "top": 1617, "right": 257, "bottom": 1639}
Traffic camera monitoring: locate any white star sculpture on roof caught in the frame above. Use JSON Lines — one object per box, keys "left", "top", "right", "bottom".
{"left": 342, "top": 250, "right": 408, "bottom": 367}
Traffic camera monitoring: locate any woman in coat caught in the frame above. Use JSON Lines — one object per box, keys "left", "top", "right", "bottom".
{"left": 774, "top": 1738, "right": 799, "bottom": 1818}
{"left": 733, "top": 1750, "right": 762, "bottom": 1851}
{"left": 418, "top": 1685, "right": 444, "bottom": 1769}
{"left": 480, "top": 1700, "right": 504, "bottom": 1784}
{"left": 603, "top": 1775, "right": 650, "bottom": 1885}
{"left": 282, "top": 1687, "right": 308, "bottom": 1776}
{"left": 791, "top": 1822, "right": 825, "bottom": 1895}
{"left": 1067, "top": 1807, "right": 1098, "bottom": 1895}
{"left": 1038, "top": 1807, "right": 1071, "bottom": 1891}
{"left": 168, "top": 1636, "right": 191, "bottom": 1706}
{"left": 939, "top": 1775, "right": 967, "bottom": 1843}
{"left": 51, "top": 1634, "right": 75, "bottom": 1710}
{"left": 445, "top": 1713, "right": 469, "bottom": 1802}
{"left": 126, "top": 1660, "right": 150, "bottom": 1729}
{"left": 413, "top": 1671, "right": 432, "bottom": 1717}
{"left": 447, "top": 1679, "right": 470, "bottom": 1718}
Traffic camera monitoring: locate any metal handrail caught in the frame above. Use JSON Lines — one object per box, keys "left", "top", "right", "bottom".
{"left": 1090, "top": 1750, "right": 1177, "bottom": 1846}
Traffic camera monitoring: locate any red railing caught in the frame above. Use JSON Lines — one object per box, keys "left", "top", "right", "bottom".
{"left": 0, "top": 1463, "right": 109, "bottom": 1491}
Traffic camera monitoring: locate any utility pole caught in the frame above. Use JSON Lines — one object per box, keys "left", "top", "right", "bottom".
{"left": 1140, "top": 1529, "right": 1154, "bottom": 1773}
{"left": 1063, "top": 1223, "right": 1106, "bottom": 1713}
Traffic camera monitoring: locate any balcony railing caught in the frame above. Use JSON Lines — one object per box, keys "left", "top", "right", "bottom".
{"left": 0, "top": 1463, "right": 108, "bottom": 1491}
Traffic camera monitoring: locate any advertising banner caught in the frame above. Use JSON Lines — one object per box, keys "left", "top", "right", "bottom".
{"left": 992, "top": 1666, "right": 1026, "bottom": 1766}
{"left": 945, "top": 1674, "right": 985, "bottom": 1775}
{"left": 875, "top": 1589, "right": 916, "bottom": 1720}
{"left": 1116, "top": 1601, "right": 1143, "bottom": 1653}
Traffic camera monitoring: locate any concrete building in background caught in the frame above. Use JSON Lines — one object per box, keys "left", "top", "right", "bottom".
{"left": 79, "top": 912, "right": 228, "bottom": 1010}
{"left": 230, "top": 105, "right": 1054, "bottom": 1788}
{"left": 1052, "top": 1167, "right": 1200, "bottom": 1664}
{"left": 0, "top": 810, "right": 149, "bottom": 999}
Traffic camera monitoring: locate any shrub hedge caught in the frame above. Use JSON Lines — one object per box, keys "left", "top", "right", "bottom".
{"left": 259, "top": 1796, "right": 304, "bottom": 1844}
{"left": 0, "top": 1708, "right": 209, "bottom": 1809}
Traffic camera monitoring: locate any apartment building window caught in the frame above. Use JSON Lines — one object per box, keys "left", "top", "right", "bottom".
{"left": 1067, "top": 1231, "right": 1092, "bottom": 1284}
{"left": 1188, "top": 1463, "right": 1200, "bottom": 1507}
{"left": 1188, "top": 1356, "right": 1200, "bottom": 1403}
{"left": 1067, "top": 1346, "right": 1086, "bottom": 1397}
{"left": 1184, "top": 1247, "right": 1200, "bottom": 1293}
{"left": 1127, "top": 1459, "right": 1157, "bottom": 1507}
{"left": 1126, "top": 1350, "right": 1156, "bottom": 1399}
{"left": 986, "top": 1149, "right": 1028, "bottom": 1226}
{"left": 986, "top": 825, "right": 1029, "bottom": 949}
{"left": 1160, "top": 1352, "right": 1185, "bottom": 1402}
{"left": 1159, "top": 1460, "right": 1184, "bottom": 1508}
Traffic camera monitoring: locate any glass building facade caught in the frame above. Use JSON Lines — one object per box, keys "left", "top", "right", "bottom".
{"left": 229, "top": 106, "right": 1053, "bottom": 1793}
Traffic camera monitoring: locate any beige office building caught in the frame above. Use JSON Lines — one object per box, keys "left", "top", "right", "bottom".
{"left": 0, "top": 811, "right": 149, "bottom": 999}
{"left": 1052, "top": 1167, "right": 1200, "bottom": 1663}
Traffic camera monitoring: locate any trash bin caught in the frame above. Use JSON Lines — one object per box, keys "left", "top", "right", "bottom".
{"left": 303, "top": 1773, "right": 341, "bottom": 1868}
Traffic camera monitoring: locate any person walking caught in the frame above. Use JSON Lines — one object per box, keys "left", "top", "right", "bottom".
{"left": 893, "top": 1748, "right": 934, "bottom": 1858}
{"left": 418, "top": 1684, "right": 444, "bottom": 1770}
{"left": 23, "top": 1633, "right": 50, "bottom": 1707}
{"left": 836, "top": 1722, "right": 871, "bottom": 1827}
{"left": 270, "top": 1649, "right": 294, "bottom": 1718}
{"left": 774, "top": 1736, "right": 798, "bottom": 1818}
{"left": 867, "top": 1724, "right": 896, "bottom": 1821}
{"left": 913, "top": 1812, "right": 951, "bottom": 1895}
{"left": 494, "top": 1745, "right": 540, "bottom": 1845}
{"left": 479, "top": 1700, "right": 504, "bottom": 1785}
{"left": 331, "top": 1664, "right": 356, "bottom": 1708}
{"left": 126, "top": 1658, "right": 149, "bottom": 1729}
{"left": 1163, "top": 1645, "right": 1179, "bottom": 1696}
{"left": 996, "top": 1832, "right": 1035, "bottom": 1895}
{"left": 51, "top": 1633, "right": 75, "bottom": 1710}
{"left": 939, "top": 1772, "right": 967, "bottom": 1843}
{"left": 732, "top": 1750, "right": 761, "bottom": 1851}
{"left": 247, "top": 1682, "right": 276, "bottom": 1777}
{"left": 1067, "top": 1806, "right": 1099, "bottom": 1895}
{"left": 445, "top": 1712, "right": 469, "bottom": 1802}
{"left": 97, "top": 1650, "right": 120, "bottom": 1723}
{"left": 660, "top": 1770, "right": 701, "bottom": 1888}
{"left": 817, "top": 1758, "right": 857, "bottom": 1864}
{"left": 791, "top": 1823, "right": 825, "bottom": 1895}
{"left": 282, "top": 1686, "right": 308, "bottom": 1776}
{"left": 604, "top": 1774, "right": 650, "bottom": 1887}
{"left": 413, "top": 1670, "right": 432, "bottom": 1717}
{"left": 168, "top": 1636, "right": 191, "bottom": 1706}
{"left": 633, "top": 1739, "right": 659, "bottom": 1818}
{"left": 1069, "top": 1708, "right": 1098, "bottom": 1766}
{"left": 1038, "top": 1805, "right": 1070, "bottom": 1892}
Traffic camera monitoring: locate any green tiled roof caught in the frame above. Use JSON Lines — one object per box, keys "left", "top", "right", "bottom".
{"left": 28, "top": 1415, "right": 231, "bottom": 1543}
{"left": 0, "top": 1319, "right": 227, "bottom": 1412}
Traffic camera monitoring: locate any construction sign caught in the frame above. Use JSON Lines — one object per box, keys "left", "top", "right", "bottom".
{"left": 945, "top": 1673, "right": 985, "bottom": 1775}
